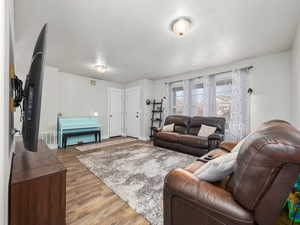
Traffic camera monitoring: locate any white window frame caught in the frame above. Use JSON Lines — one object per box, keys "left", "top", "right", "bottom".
{"left": 190, "top": 78, "right": 205, "bottom": 117}
{"left": 215, "top": 73, "right": 233, "bottom": 128}
{"left": 170, "top": 82, "right": 184, "bottom": 115}
{"left": 167, "top": 73, "right": 233, "bottom": 120}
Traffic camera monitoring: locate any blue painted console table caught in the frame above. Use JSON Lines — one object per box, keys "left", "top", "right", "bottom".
{"left": 57, "top": 116, "right": 101, "bottom": 148}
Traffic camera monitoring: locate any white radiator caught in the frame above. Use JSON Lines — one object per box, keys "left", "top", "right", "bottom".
{"left": 40, "top": 132, "right": 58, "bottom": 149}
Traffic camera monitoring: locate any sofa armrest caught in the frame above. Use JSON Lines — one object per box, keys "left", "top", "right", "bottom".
{"left": 219, "top": 141, "right": 238, "bottom": 152}
{"left": 208, "top": 133, "right": 224, "bottom": 150}
{"left": 155, "top": 127, "right": 162, "bottom": 132}
{"left": 164, "top": 169, "right": 254, "bottom": 225}
{"left": 208, "top": 133, "right": 223, "bottom": 140}
{"left": 153, "top": 127, "right": 162, "bottom": 135}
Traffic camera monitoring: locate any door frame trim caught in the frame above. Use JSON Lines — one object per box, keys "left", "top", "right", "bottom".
{"left": 125, "top": 86, "right": 141, "bottom": 139}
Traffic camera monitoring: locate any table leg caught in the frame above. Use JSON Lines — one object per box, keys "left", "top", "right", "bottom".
{"left": 62, "top": 136, "right": 66, "bottom": 148}
{"left": 65, "top": 136, "right": 67, "bottom": 149}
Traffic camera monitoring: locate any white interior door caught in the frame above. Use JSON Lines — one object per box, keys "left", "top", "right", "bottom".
{"left": 125, "top": 87, "right": 141, "bottom": 138}
{"left": 108, "top": 88, "right": 123, "bottom": 137}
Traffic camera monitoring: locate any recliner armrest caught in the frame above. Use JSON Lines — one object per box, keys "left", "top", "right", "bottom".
{"left": 207, "top": 133, "right": 224, "bottom": 150}
{"left": 164, "top": 169, "right": 254, "bottom": 225}
{"left": 219, "top": 141, "right": 238, "bottom": 152}
{"left": 153, "top": 127, "right": 162, "bottom": 133}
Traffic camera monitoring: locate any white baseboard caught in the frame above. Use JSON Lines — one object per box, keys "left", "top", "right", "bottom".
{"left": 139, "top": 136, "right": 150, "bottom": 141}
{"left": 47, "top": 144, "right": 58, "bottom": 149}
{"left": 101, "top": 136, "right": 109, "bottom": 140}
{"left": 15, "top": 133, "right": 58, "bottom": 150}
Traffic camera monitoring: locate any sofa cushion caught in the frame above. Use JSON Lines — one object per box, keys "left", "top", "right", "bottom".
{"left": 189, "top": 117, "right": 225, "bottom": 136}
{"left": 156, "top": 132, "right": 180, "bottom": 142}
{"left": 179, "top": 135, "right": 208, "bottom": 148}
{"left": 197, "top": 125, "right": 217, "bottom": 137}
{"left": 165, "top": 115, "right": 190, "bottom": 134}
{"left": 162, "top": 123, "right": 174, "bottom": 132}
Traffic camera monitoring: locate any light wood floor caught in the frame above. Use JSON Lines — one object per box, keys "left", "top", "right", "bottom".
{"left": 56, "top": 137, "right": 296, "bottom": 225}
{"left": 57, "top": 138, "right": 150, "bottom": 225}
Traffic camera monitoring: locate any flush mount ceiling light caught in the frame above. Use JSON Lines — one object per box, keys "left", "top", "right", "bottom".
{"left": 171, "top": 17, "right": 192, "bottom": 36}
{"left": 95, "top": 65, "right": 107, "bottom": 73}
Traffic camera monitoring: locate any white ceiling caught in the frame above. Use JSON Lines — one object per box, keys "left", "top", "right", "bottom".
{"left": 14, "top": 0, "right": 300, "bottom": 83}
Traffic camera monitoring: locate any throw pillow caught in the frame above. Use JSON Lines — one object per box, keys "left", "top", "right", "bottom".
{"left": 162, "top": 123, "right": 174, "bottom": 132}
{"left": 194, "top": 152, "right": 238, "bottom": 182}
{"left": 197, "top": 125, "right": 217, "bottom": 137}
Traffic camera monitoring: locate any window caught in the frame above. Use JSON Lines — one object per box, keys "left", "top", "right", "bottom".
{"left": 191, "top": 82, "right": 204, "bottom": 116}
{"left": 168, "top": 76, "right": 233, "bottom": 121}
{"left": 171, "top": 86, "right": 184, "bottom": 114}
{"left": 166, "top": 69, "right": 250, "bottom": 141}
{"left": 215, "top": 78, "right": 232, "bottom": 126}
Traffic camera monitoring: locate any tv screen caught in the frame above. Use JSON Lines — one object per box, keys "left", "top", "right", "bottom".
{"left": 22, "top": 24, "right": 47, "bottom": 152}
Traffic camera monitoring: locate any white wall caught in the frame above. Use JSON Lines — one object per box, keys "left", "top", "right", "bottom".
{"left": 14, "top": 65, "right": 156, "bottom": 141}
{"left": 291, "top": 23, "right": 300, "bottom": 129}
{"left": 0, "top": 0, "right": 13, "bottom": 224}
{"left": 14, "top": 66, "right": 123, "bottom": 140}
{"left": 125, "top": 79, "right": 155, "bottom": 140}
{"left": 59, "top": 72, "right": 123, "bottom": 138}
{"left": 14, "top": 66, "right": 62, "bottom": 133}
{"left": 154, "top": 51, "right": 291, "bottom": 130}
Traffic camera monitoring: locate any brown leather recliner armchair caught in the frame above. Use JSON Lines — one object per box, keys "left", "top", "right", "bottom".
{"left": 164, "top": 120, "right": 300, "bottom": 225}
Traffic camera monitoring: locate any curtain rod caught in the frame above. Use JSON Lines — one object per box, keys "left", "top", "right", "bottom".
{"left": 165, "top": 65, "right": 253, "bottom": 85}
{"left": 207, "top": 65, "right": 253, "bottom": 77}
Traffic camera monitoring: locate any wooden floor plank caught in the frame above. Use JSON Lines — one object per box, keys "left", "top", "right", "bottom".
{"left": 57, "top": 138, "right": 150, "bottom": 225}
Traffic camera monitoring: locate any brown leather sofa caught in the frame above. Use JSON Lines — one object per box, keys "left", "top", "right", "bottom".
{"left": 164, "top": 120, "right": 300, "bottom": 225}
{"left": 154, "top": 115, "right": 225, "bottom": 157}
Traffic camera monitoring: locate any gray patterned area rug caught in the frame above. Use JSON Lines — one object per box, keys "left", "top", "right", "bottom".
{"left": 77, "top": 144, "right": 197, "bottom": 225}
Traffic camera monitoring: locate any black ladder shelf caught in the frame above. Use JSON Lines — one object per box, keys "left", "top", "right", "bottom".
{"left": 150, "top": 99, "right": 163, "bottom": 139}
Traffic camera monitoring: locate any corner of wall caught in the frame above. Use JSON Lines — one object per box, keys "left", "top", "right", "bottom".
{"left": 291, "top": 22, "right": 300, "bottom": 129}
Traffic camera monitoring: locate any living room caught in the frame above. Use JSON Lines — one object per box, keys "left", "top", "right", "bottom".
{"left": 1, "top": 0, "right": 300, "bottom": 225}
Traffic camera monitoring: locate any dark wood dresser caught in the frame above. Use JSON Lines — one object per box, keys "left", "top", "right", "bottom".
{"left": 10, "top": 140, "right": 66, "bottom": 225}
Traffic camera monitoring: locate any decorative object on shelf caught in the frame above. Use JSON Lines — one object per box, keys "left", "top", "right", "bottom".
{"left": 146, "top": 99, "right": 151, "bottom": 105}
{"left": 247, "top": 88, "right": 254, "bottom": 95}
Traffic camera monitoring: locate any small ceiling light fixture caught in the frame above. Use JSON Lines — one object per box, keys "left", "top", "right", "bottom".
{"left": 171, "top": 17, "right": 192, "bottom": 36}
{"left": 95, "top": 65, "right": 107, "bottom": 73}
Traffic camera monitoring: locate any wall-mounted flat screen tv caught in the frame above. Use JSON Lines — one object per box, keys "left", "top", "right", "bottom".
{"left": 21, "top": 24, "right": 47, "bottom": 152}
